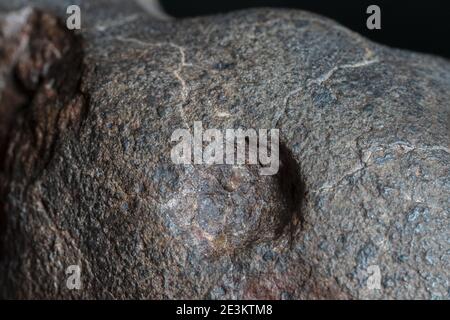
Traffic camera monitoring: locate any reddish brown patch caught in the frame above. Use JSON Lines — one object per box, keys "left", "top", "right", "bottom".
{"left": 0, "top": 8, "right": 86, "bottom": 252}
{"left": 0, "top": 8, "right": 86, "bottom": 179}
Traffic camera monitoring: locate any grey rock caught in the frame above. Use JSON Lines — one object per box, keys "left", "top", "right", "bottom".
{"left": 0, "top": 1, "right": 449, "bottom": 299}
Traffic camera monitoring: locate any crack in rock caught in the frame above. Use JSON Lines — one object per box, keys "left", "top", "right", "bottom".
{"left": 310, "top": 58, "right": 379, "bottom": 86}
{"left": 116, "top": 36, "right": 192, "bottom": 127}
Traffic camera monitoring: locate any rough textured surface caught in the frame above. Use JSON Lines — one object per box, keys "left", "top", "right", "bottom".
{"left": 0, "top": 1, "right": 449, "bottom": 299}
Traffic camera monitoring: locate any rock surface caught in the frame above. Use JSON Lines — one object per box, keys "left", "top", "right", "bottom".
{"left": 0, "top": 1, "right": 449, "bottom": 299}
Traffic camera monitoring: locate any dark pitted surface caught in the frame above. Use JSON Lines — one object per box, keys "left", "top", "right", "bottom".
{"left": 0, "top": 1, "right": 449, "bottom": 299}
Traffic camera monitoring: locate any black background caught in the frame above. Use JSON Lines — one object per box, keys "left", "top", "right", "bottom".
{"left": 160, "top": 0, "right": 450, "bottom": 59}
